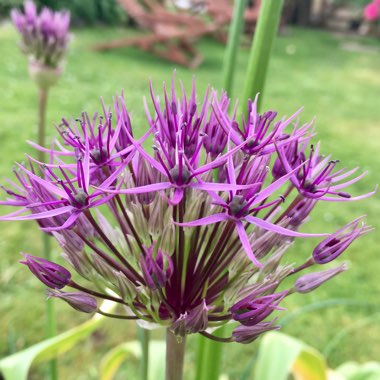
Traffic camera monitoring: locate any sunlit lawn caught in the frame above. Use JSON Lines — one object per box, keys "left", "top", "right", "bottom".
{"left": 0, "top": 22, "right": 379, "bottom": 379}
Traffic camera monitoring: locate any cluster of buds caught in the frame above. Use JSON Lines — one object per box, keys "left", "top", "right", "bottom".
{"left": 0, "top": 76, "right": 374, "bottom": 343}
{"left": 11, "top": 0, "right": 70, "bottom": 87}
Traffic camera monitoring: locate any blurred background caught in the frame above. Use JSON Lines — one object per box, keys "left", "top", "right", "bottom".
{"left": 0, "top": 0, "right": 379, "bottom": 379}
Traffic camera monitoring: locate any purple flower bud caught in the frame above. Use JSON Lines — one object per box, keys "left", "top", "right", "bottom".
{"left": 20, "top": 254, "right": 71, "bottom": 289}
{"left": 140, "top": 246, "right": 173, "bottom": 290}
{"left": 183, "top": 300, "right": 210, "bottom": 334}
{"left": 132, "top": 155, "right": 156, "bottom": 204}
{"left": 272, "top": 140, "right": 301, "bottom": 180}
{"left": 47, "top": 290, "right": 97, "bottom": 313}
{"left": 287, "top": 198, "right": 316, "bottom": 227}
{"left": 295, "top": 263, "right": 348, "bottom": 293}
{"left": 230, "top": 291, "right": 287, "bottom": 326}
{"left": 313, "top": 218, "right": 369, "bottom": 264}
{"left": 232, "top": 320, "right": 280, "bottom": 344}
{"left": 171, "top": 300, "right": 211, "bottom": 337}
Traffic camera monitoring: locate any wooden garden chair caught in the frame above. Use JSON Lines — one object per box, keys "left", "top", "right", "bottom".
{"left": 93, "top": 0, "right": 218, "bottom": 68}
{"left": 201, "top": 0, "right": 262, "bottom": 34}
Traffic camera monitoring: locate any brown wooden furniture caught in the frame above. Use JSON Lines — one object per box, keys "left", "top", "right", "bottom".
{"left": 93, "top": 0, "right": 218, "bottom": 68}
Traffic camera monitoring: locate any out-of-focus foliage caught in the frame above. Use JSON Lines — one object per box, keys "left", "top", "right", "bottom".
{"left": 0, "top": 301, "right": 115, "bottom": 380}
{"left": 0, "top": 0, "right": 126, "bottom": 25}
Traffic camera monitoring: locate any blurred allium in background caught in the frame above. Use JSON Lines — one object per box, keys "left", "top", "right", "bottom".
{"left": 0, "top": 76, "right": 374, "bottom": 344}
{"left": 364, "top": 0, "right": 380, "bottom": 22}
{"left": 11, "top": 0, "right": 70, "bottom": 86}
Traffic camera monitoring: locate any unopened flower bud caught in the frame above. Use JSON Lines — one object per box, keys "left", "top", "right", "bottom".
{"left": 231, "top": 291, "right": 287, "bottom": 326}
{"left": 170, "top": 300, "right": 211, "bottom": 337}
{"left": 140, "top": 247, "right": 173, "bottom": 289}
{"left": 313, "top": 218, "right": 368, "bottom": 264}
{"left": 115, "top": 271, "right": 137, "bottom": 302}
{"left": 20, "top": 254, "right": 71, "bottom": 289}
{"left": 90, "top": 254, "right": 116, "bottom": 283}
{"left": 47, "top": 290, "right": 97, "bottom": 313}
{"left": 160, "top": 223, "right": 176, "bottom": 254}
{"left": 287, "top": 198, "right": 316, "bottom": 227}
{"left": 184, "top": 300, "right": 210, "bottom": 334}
{"left": 295, "top": 263, "right": 348, "bottom": 293}
{"left": 232, "top": 320, "right": 279, "bottom": 344}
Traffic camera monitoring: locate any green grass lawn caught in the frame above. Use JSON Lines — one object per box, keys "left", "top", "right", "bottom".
{"left": 0, "top": 22, "right": 379, "bottom": 379}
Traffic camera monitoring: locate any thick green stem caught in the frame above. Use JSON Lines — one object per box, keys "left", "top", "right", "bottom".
{"left": 222, "top": 0, "right": 248, "bottom": 94}
{"left": 242, "top": 0, "right": 284, "bottom": 110}
{"left": 38, "top": 86, "right": 57, "bottom": 380}
{"left": 195, "top": 333, "right": 223, "bottom": 380}
{"left": 138, "top": 327, "right": 150, "bottom": 380}
{"left": 166, "top": 329, "right": 186, "bottom": 380}
{"left": 194, "top": 333, "right": 206, "bottom": 380}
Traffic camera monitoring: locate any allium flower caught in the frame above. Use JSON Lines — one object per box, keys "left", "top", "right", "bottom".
{"left": 364, "top": 1, "right": 380, "bottom": 22}
{"left": 11, "top": 0, "right": 70, "bottom": 86}
{"left": 0, "top": 76, "right": 373, "bottom": 344}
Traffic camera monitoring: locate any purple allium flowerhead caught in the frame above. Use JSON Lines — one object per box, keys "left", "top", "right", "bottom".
{"left": 0, "top": 74, "right": 374, "bottom": 343}
{"left": 11, "top": 1, "right": 70, "bottom": 86}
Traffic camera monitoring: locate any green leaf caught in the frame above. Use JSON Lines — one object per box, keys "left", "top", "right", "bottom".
{"left": 100, "top": 340, "right": 166, "bottom": 380}
{"left": 253, "top": 331, "right": 327, "bottom": 380}
{"left": 0, "top": 300, "right": 115, "bottom": 380}
{"left": 292, "top": 349, "right": 327, "bottom": 380}
{"left": 195, "top": 324, "right": 235, "bottom": 380}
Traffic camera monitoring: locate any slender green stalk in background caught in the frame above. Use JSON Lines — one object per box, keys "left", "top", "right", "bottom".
{"left": 222, "top": 0, "right": 248, "bottom": 95}
{"left": 194, "top": 333, "right": 206, "bottom": 380}
{"left": 195, "top": 334, "right": 223, "bottom": 380}
{"left": 198, "top": 2, "right": 250, "bottom": 376}
{"left": 137, "top": 327, "right": 150, "bottom": 380}
{"left": 242, "top": 0, "right": 284, "bottom": 110}
{"left": 37, "top": 86, "right": 57, "bottom": 380}
{"left": 196, "top": 2, "right": 285, "bottom": 380}
{"left": 166, "top": 329, "right": 186, "bottom": 380}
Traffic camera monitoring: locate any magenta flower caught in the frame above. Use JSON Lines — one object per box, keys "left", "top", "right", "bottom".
{"left": 11, "top": 1, "right": 70, "bottom": 68}
{"left": 0, "top": 76, "right": 373, "bottom": 343}
{"left": 276, "top": 142, "right": 376, "bottom": 201}
{"left": 364, "top": 2, "right": 379, "bottom": 22}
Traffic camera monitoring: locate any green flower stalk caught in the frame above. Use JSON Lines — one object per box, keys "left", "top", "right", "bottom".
{"left": 11, "top": 2, "right": 71, "bottom": 379}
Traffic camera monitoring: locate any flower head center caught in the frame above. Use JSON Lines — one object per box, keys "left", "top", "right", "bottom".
{"left": 91, "top": 147, "right": 108, "bottom": 164}
{"left": 229, "top": 195, "right": 248, "bottom": 217}
{"left": 169, "top": 165, "right": 191, "bottom": 185}
{"left": 71, "top": 189, "right": 88, "bottom": 208}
